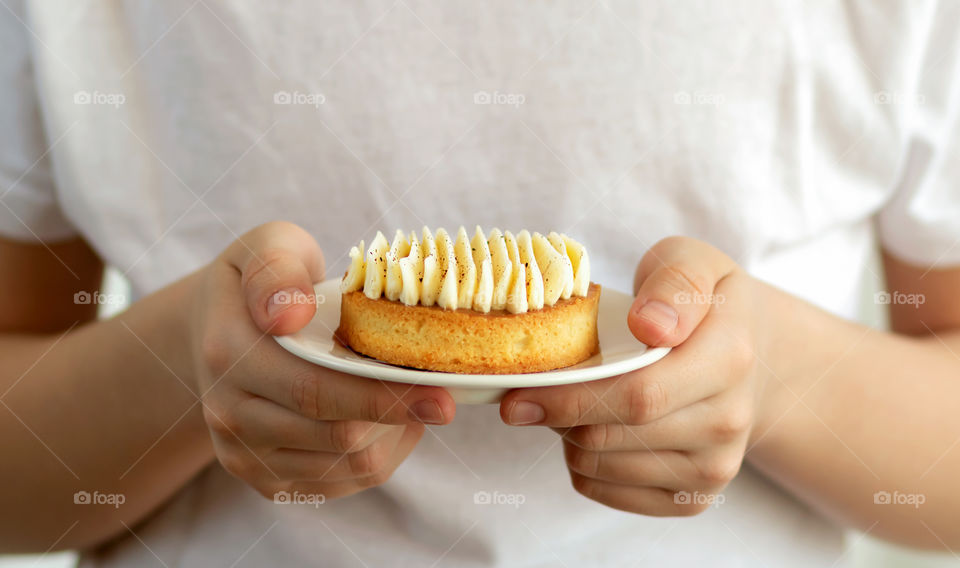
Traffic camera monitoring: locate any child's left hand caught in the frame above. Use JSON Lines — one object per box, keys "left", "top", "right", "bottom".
{"left": 499, "top": 236, "right": 767, "bottom": 515}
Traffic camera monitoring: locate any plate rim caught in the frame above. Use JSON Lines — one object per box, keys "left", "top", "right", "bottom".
{"left": 273, "top": 280, "right": 671, "bottom": 389}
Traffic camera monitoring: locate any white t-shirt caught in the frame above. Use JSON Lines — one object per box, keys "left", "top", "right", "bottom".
{"left": 3, "top": 1, "right": 959, "bottom": 566}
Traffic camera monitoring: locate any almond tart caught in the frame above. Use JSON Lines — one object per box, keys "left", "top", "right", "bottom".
{"left": 335, "top": 227, "right": 599, "bottom": 374}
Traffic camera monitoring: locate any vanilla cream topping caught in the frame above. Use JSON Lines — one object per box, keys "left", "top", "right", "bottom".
{"left": 341, "top": 226, "right": 590, "bottom": 314}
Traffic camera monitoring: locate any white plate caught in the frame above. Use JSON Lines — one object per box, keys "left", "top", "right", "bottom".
{"left": 275, "top": 280, "right": 670, "bottom": 404}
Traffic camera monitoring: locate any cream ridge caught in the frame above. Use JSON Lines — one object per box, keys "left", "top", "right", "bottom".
{"left": 341, "top": 226, "right": 590, "bottom": 314}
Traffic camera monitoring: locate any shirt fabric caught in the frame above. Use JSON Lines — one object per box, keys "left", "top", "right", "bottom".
{"left": 2, "top": 1, "right": 959, "bottom": 566}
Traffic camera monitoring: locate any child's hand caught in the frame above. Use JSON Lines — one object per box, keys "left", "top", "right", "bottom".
{"left": 499, "top": 236, "right": 763, "bottom": 515}
{"left": 191, "top": 221, "right": 455, "bottom": 501}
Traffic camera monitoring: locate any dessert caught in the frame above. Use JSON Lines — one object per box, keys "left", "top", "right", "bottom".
{"left": 335, "top": 227, "right": 600, "bottom": 374}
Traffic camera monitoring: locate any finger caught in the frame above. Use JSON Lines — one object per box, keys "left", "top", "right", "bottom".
{"left": 217, "top": 424, "right": 424, "bottom": 499}
{"left": 556, "top": 393, "right": 752, "bottom": 451}
{"left": 209, "top": 424, "right": 282, "bottom": 487}
{"left": 628, "top": 236, "right": 736, "bottom": 347}
{"left": 500, "top": 358, "right": 723, "bottom": 427}
{"left": 232, "top": 396, "right": 396, "bottom": 452}
{"left": 265, "top": 425, "right": 407, "bottom": 482}
{"left": 279, "top": 424, "right": 424, "bottom": 500}
{"left": 222, "top": 221, "right": 326, "bottom": 335}
{"left": 239, "top": 359, "right": 456, "bottom": 425}
{"left": 563, "top": 443, "right": 690, "bottom": 488}
{"left": 342, "top": 421, "right": 424, "bottom": 493}
{"left": 568, "top": 472, "right": 714, "bottom": 517}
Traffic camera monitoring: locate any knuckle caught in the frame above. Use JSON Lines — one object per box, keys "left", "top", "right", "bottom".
{"left": 201, "top": 402, "right": 221, "bottom": 429}
{"left": 203, "top": 403, "right": 240, "bottom": 438}
{"left": 200, "top": 332, "right": 232, "bottom": 377}
{"left": 694, "top": 455, "right": 743, "bottom": 486}
{"left": 718, "top": 324, "right": 757, "bottom": 374}
{"left": 347, "top": 445, "right": 388, "bottom": 477}
{"left": 572, "top": 394, "right": 591, "bottom": 426}
{"left": 218, "top": 450, "right": 254, "bottom": 481}
{"left": 240, "top": 223, "right": 317, "bottom": 277}
{"left": 290, "top": 374, "right": 324, "bottom": 419}
{"left": 330, "top": 421, "right": 371, "bottom": 453}
{"left": 659, "top": 263, "right": 710, "bottom": 298}
{"left": 628, "top": 380, "right": 668, "bottom": 425}
{"left": 712, "top": 404, "right": 753, "bottom": 442}
{"left": 730, "top": 336, "right": 757, "bottom": 373}
{"left": 567, "top": 425, "right": 609, "bottom": 451}
{"left": 570, "top": 472, "right": 600, "bottom": 501}
{"left": 355, "top": 467, "right": 393, "bottom": 489}
{"left": 565, "top": 445, "right": 600, "bottom": 477}
{"left": 244, "top": 246, "right": 285, "bottom": 276}
{"left": 239, "top": 248, "right": 293, "bottom": 292}
{"left": 364, "top": 393, "right": 392, "bottom": 423}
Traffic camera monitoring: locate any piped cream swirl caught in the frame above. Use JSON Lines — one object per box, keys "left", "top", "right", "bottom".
{"left": 341, "top": 226, "right": 590, "bottom": 314}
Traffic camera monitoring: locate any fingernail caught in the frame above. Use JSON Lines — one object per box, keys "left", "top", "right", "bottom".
{"left": 267, "top": 287, "right": 302, "bottom": 319}
{"left": 508, "top": 401, "right": 545, "bottom": 425}
{"left": 409, "top": 400, "right": 444, "bottom": 424}
{"left": 636, "top": 300, "right": 678, "bottom": 332}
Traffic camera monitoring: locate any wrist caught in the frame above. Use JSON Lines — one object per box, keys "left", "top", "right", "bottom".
{"left": 747, "top": 279, "right": 795, "bottom": 448}
{"left": 120, "top": 267, "right": 208, "bottom": 399}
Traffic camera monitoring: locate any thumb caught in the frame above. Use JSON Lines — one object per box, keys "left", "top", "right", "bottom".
{"left": 223, "top": 221, "right": 326, "bottom": 335}
{"left": 628, "top": 236, "right": 735, "bottom": 347}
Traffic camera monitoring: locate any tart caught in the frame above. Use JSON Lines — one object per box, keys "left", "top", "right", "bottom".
{"left": 335, "top": 227, "right": 600, "bottom": 374}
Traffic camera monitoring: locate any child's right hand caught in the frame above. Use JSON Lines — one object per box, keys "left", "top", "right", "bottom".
{"left": 190, "top": 221, "right": 455, "bottom": 501}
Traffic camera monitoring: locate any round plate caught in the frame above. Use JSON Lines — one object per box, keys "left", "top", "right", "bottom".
{"left": 274, "top": 280, "right": 670, "bottom": 404}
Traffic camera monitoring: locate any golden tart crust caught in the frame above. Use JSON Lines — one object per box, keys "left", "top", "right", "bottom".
{"left": 336, "top": 283, "right": 601, "bottom": 374}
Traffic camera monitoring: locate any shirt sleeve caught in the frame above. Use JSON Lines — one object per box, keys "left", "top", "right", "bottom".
{"left": 0, "top": 0, "right": 79, "bottom": 242}
{"left": 876, "top": 1, "right": 960, "bottom": 268}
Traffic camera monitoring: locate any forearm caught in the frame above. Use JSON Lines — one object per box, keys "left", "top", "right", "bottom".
{"left": 0, "top": 271, "right": 214, "bottom": 552}
{"left": 747, "top": 282, "right": 960, "bottom": 549}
